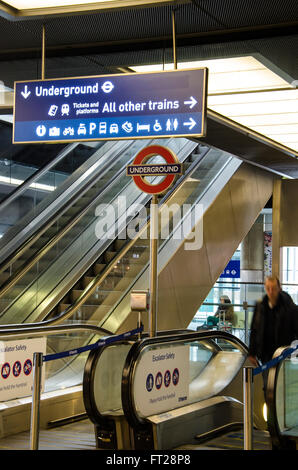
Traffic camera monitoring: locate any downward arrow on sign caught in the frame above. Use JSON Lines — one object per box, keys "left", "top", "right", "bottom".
{"left": 21, "top": 85, "right": 31, "bottom": 99}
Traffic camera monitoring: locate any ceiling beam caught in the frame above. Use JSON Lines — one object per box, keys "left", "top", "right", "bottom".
{"left": 0, "top": 20, "right": 297, "bottom": 62}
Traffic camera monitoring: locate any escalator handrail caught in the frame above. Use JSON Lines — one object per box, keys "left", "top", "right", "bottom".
{"left": 0, "top": 142, "right": 78, "bottom": 213}
{"left": 101, "top": 148, "right": 237, "bottom": 329}
{"left": 0, "top": 139, "right": 134, "bottom": 282}
{"left": 121, "top": 330, "right": 248, "bottom": 428}
{"left": 0, "top": 139, "right": 199, "bottom": 328}
{"left": 0, "top": 322, "right": 113, "bottom": 338}
{"left": 83, "top": 329, "right": 247, "bottom": 428}
{"left": 266, "top": 344, "right": 296, "bottom": 448}
{"left": 40, "top": 140, "right": 202, "bottom": 325}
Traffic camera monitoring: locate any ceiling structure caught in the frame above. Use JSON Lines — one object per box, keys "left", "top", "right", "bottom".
{"left": 0, "top": 0, "right": 298, "bottom": 161}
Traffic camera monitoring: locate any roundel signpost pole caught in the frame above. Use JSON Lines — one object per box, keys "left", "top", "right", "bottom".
{"left": 149, "top": 192, "right": 158, "bottom": 338}
{"left": 127, "top": 145, "right": 183, "bottom": 337}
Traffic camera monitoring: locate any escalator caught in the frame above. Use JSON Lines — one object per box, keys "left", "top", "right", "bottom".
{"left": 83, "top": 329, "right": 267, "bottom": 450}
{"left": 0, "top": 129, "right": 276, "bottom": 436}
{"left": 0, "top": 133, "right": 275, "bottom": 334}
{"left": 0, "top": 133, "right": 275, "bottom": 394}
{"left": 0, "top": 137, "right": 198, "bottom": 325}
{"left": 0, "top": 137, "right": 130, "bottom": 259}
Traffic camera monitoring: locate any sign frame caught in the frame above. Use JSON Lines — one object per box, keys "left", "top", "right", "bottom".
{"left": 13, "top": 67, "right": 208, "bottom": 144}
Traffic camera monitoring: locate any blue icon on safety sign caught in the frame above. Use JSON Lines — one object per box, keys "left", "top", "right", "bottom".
{"left": 164, "top": 370, "right": 171, "bottom": 388}
{"left": 23, "top": 359, "right": 33, "bottom": 376}
{"left": 146, "top": 373, "right": 154, "bottom": 392}
{"left": 155, "top": 371, "right": 163, "bottom": 390}
{"left": 172, "top": 368, "right": 179, "bottom": 386}
{"left": 1, "top": 362, "right": 11, "bottom": 379}
{"left": 13, "top": 361, "right": 22, "bottom": 378}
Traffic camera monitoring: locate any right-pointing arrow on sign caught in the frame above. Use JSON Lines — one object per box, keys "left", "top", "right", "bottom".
{"left": 183, "top": 117, "right": 196, "bottom": 130}
{"left": 184, "top": 96, "right": 197, "bottom": 109}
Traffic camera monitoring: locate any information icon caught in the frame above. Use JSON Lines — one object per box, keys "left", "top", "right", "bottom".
{"left": 36, "top": 125, "right": 46, "bottom": 137}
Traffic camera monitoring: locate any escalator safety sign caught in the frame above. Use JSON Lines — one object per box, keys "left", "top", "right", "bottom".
{"left": 133, "top": 345, "right": 189, "bottom": 417}
{"left": 0, "top": 338, "right": 46, "bottom": 401}
{"left": 13, "top": 68, "right": 207, "bottom": 143}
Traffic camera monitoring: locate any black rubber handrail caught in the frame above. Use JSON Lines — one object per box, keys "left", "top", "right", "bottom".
{"left": 121, "top": 330, "right": 248, "bottom": 429}
{"left": 266, "top": 345, "right": 297, "bottom": 449}
{"left": 0, "top": 140, "right": 132, "bottom": 276}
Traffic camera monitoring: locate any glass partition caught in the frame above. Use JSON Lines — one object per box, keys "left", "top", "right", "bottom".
{"left": 0, "top": 141, "right": 105, "bottom": 238}
{"left": 44, "top": 328, "right": 103, "bottom": 392}
{"left": 189, "top": 280, "right": 298, "bottom": 345}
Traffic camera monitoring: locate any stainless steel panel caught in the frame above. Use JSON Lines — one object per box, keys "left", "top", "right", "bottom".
{"left": 280, "top": 180, "right": 298, "bottom": 247}
{"left": 146, "top": 396, "right": 243, "bottom": 449}
{"left": 156, "top": 162, "right": 275, "bottom": 331}
{"left": 0, "top": 386, "right": 85, "bottom": 439}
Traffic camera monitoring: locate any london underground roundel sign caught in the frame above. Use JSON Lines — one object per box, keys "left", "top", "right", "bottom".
{"left": 127, "top": 145, "right": 182, "bottom": 195}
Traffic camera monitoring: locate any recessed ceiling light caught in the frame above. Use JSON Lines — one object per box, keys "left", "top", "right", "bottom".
{"left": 2, "top": 0, "right": 172, "bottom": 11}
{"left": 130, "top": 57, "right": 298, "bottom": 154}
{"left": 3, "top": 0, "right": 114, "bottom": 8}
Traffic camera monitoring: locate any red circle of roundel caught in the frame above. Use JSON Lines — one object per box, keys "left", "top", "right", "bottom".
{"left": 132, "top": 145, "right": 178, "bottom": 195}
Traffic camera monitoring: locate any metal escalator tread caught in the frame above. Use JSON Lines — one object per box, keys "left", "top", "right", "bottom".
{"left": 176, "top": 429, "right": 272, "bottom": 450}
{"left": 0, "top": 419, "right": 96, "bottom": 450}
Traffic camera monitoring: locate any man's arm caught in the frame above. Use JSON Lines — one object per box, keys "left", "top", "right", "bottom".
{"left": 247, "top": 302, "right": 261, "bottom": 364}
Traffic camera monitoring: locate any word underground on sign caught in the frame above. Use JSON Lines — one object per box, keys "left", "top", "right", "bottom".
{"left": 127, "top": 145, "right": 182, "bottom": 195}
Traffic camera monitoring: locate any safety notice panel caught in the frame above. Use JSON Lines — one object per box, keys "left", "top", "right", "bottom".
{"left": 13, "top": 68, "right": 208, "bottom": 143}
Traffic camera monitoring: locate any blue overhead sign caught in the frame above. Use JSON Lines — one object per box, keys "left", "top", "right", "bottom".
{"left": 220, "top": 260, "right": 241, "bottom": 279}
{"left": 13, "top": 68, "right": 207, "bottom": 144}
